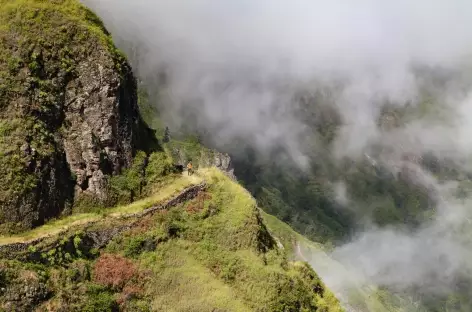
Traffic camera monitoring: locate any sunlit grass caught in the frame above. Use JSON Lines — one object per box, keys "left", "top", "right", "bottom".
{"left": 0, "top": 213, "right": 98, "bottom": 245}
{"left": 0, "top": 166, "right": 345, "bottom": 311}
{"left": 133, "top": 170, "right": 344, "bottom": 311}
{"left": 110, "top": 174, "right": 203, "bottom": 216}
{"left": 142, "top": 241, "right": 252, "bottom": 312}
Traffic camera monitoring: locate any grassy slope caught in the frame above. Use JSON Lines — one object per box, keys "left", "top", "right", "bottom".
{"left": 0, "top": 168, "right": 345, "bottom": 311}
{"left": 110, "top": 169, "right": 342, "bottom": 311}
{"left": 0, "top": 2, "right": 342, "bottom": 310}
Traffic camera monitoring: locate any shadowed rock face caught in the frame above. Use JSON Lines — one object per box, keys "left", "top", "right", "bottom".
{"left": 0, "top": 0, "right": 153, "bottom": 232}
{"left": 62, "top": 54, "right": 138, "bottom": 199}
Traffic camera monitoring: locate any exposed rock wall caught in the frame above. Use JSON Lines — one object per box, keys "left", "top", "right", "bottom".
{"left": 202, "top": 151, "right": 236, "bottom": 180}
{"left": 62, "top": 55, "right": 138, "bottom": 199}
{"left": 171, "top": 145, "right": 236, "bottom": 180}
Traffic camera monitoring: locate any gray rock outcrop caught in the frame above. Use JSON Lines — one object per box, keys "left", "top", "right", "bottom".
{"left": 62, "top": 60, "right": 138, "bottom": 199}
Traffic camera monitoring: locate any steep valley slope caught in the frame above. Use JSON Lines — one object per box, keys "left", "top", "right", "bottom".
{"left": 0, "top": 168, "right": 344, "bottom": 311}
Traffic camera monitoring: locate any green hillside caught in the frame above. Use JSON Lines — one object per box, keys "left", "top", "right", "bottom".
{"left": 0, "top": 168, "right": 344, "bottom": 311}
{"left": 0, "top": 2, "right": 345, "bottom": 310}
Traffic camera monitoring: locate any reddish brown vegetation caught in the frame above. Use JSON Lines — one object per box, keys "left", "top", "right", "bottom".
{"left": 93, "top": 253, "right": 136, "bottom": 290}
{"left": 186, "top": 191, "right": 212, "bottom": 213}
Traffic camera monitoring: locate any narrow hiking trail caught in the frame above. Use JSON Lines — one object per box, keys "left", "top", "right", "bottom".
{"left": 0, "top": 173, "right": 205, "bottom": 246}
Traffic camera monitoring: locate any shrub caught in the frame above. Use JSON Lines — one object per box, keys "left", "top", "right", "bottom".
{"left": 109, "top": 151, "right": 147, "bottom": 204}
{"left": 117, "top": 284, "right": 143, "bottom": 306}
{"left": 123, "top": 235, "right": 149, "bottom": 258}
{"left": 73, "top": 192, "right": 106, "bottom": 214}
{"left": 145, "top": 151, "right": 174, "bottom": 183}
{"left": 67, "top": 260, "right": 91, "bottom": 282}
{"left": 83, "top": 290, "right": 119, "bottom": 312}
{"left": 93, "top": 254, "right": 136, "bottom": 290}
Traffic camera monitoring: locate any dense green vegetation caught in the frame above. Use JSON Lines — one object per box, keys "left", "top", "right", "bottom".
{"left": 0, "top": 169, "right": 344, "bottom": 311}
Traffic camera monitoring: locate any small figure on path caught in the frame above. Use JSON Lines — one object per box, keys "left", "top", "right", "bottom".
{"left": 187, "top": 161, "right": 193, "bottom": 176}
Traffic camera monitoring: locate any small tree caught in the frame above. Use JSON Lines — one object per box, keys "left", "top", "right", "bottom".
{"left": 109, "top": 151, "right": 147, "bottom": 203}
{"left": 163, "top": 126, "right": 170, "bottom": 143}
{"left": 146, "top": 151, "right": 173, "bottom": 184}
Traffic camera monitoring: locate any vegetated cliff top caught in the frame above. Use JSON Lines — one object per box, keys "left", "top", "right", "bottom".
{"left": 0, "top": 168, "right": 344, "bottom": 311}
{"left": 0, "top": 0, "right": 124, "bottom": 104}
{"left": 0, "top": 0, "right": 155, "bottom": 234}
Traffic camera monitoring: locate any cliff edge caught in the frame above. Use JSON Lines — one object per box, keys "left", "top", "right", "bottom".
{"left": 0, "top": 0, "right": 155, "bottom": 233}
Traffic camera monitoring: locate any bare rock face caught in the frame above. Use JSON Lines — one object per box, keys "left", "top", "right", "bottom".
{"left": 62, "top": 60, "right": 138, "bottom": 199}
{"left": 212, "top": 152, "right": 236, "bottom": 180}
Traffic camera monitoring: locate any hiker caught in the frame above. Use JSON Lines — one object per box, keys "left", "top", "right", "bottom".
{"left": 187, "top": 161, "right": 193, "bottom": 176}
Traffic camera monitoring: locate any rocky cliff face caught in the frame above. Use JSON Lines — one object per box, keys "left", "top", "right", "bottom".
{"left": 0, "top": 0, "right": 153, "bottom": 233}
{"left": 206, "top": 151, "right": 236, "bottom": 179}
{"left": 62, "top": 51, "right": 138, "bottom": 199}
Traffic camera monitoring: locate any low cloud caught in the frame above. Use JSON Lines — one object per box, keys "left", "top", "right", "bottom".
{"left": 84, "top": 0, "right": 472, "bottom": 164}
